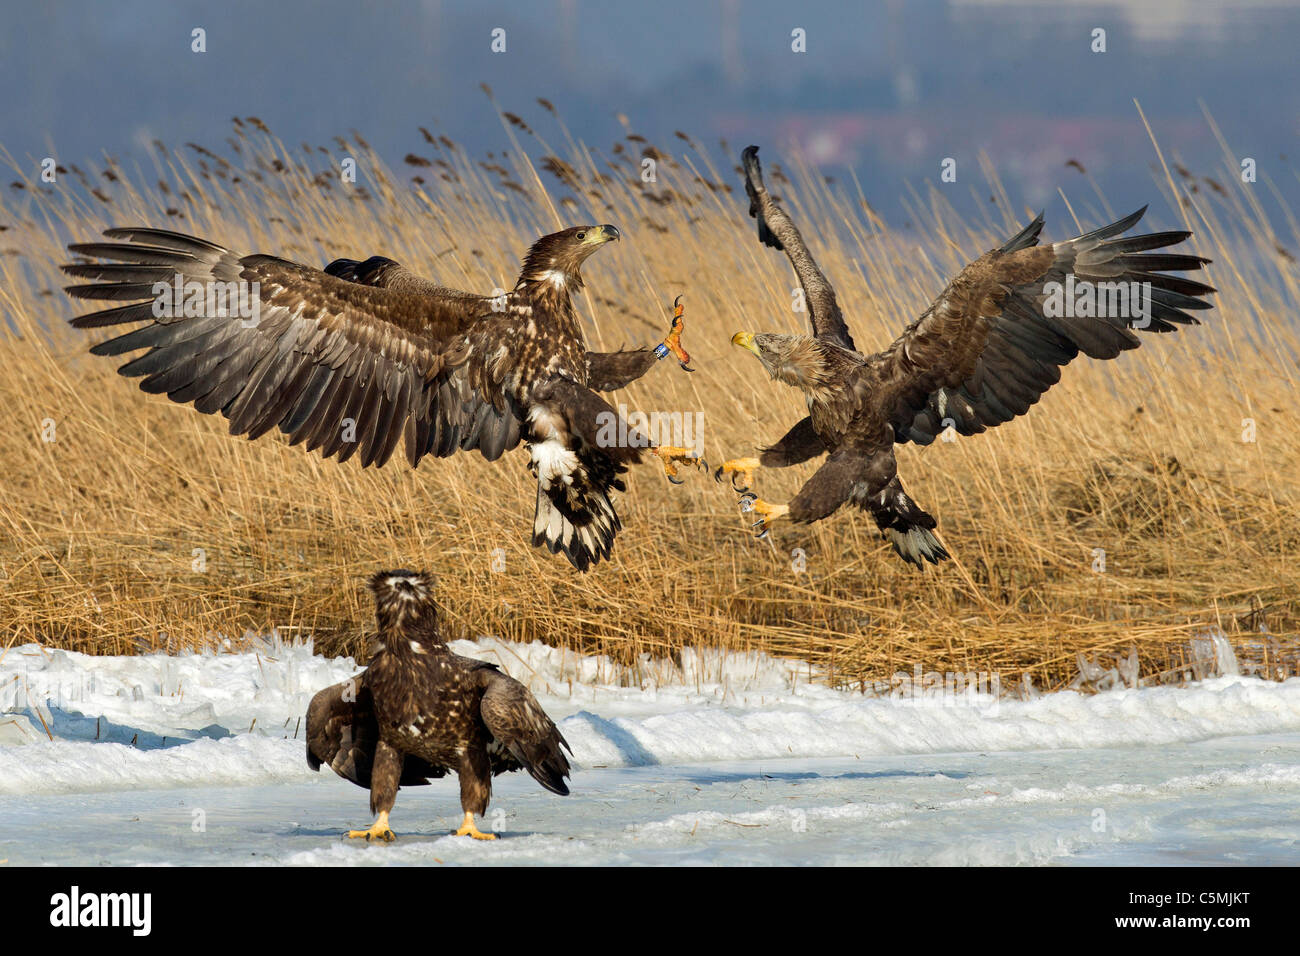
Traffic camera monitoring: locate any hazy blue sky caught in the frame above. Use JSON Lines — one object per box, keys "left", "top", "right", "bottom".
{"left": 3, "top": 0, "right": 1298, "bottom": 224}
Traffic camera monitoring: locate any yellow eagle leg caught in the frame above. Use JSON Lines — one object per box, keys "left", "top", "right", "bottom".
{"left": 346, "top": 810, "right": 397, "bottom": 842}
{"left": 454, "top": 811, "right": 497, "bottom": 841}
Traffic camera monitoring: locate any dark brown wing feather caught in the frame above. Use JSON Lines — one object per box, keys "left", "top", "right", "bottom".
{"left": 741, "top": 146, "right": 856, "bottom": 352}
{"left": 871, "top": 208, "right": 1214, "bottom": 444}
{"left": 63, "top": 228, "right": 511, "bottom": 469}
{"left": 305, "top": 678, "right": 444, "bottom": 788}
{"left": 320, "top": 252, "right": 527, "bottom": 464}
{"left": 478, "top": 670, "right": 572, "bottom": 796}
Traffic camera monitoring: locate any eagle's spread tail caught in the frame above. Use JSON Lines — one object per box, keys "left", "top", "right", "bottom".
{"left": 529, "top": 441, "right": 624, "bottom": 572}
{"left": 867, "top": 477, "right": 950, "bottom": 568}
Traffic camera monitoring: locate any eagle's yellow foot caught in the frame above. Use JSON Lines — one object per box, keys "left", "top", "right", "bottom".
{"left": 714, "top": 457, "right": 761, "bottom": 492}
{"left": 652, "top": 445, "right": 707, "bottom": 485}
{"left": 653, "top": 294, "right": 693, "bottom": 371}
{"left": 346, "top": 812, "right": 396, "bottom": 842}
{"left": 454, "top": 812, "right": 496, "bottom": 841}
{"left": 738, "top": 492, "right": 789, "bottom": 539}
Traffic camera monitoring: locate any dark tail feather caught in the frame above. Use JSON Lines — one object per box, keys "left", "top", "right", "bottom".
{"left": 867, "top": 477, "right": 950, "bottom": 568}
{"left": 532, "top": 479, "right": 620, "bottom": 572}
{"left": 529, "top": 443, "right": 626, "bottom": 572}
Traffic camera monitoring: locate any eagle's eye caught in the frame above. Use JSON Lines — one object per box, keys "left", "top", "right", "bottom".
{"left": 575, "top": 231, "right": 586, "bottom": 241}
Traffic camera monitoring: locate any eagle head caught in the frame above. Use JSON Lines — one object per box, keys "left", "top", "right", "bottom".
{"left": 519, "top": 224, "right": 620, "bottom": 289}
{"left": 368, "top": 569, "right": 439, "bottom": 631}
{"left": 731, "top": 331, "right": 832, "bottom": 391}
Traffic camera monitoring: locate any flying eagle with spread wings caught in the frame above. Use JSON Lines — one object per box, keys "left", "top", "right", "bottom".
{"left": 307, "top": 569, "right": 571, "bottom": 842}
{"left": 715, "top": 146, "right": 1214, "bottom": 567}
{"left": 63, "top": 225, "right": 699, "bottom": 572}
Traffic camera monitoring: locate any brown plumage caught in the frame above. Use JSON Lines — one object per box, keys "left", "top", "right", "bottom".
{"left": 63, "top": 224, "right": 686, "bottom": 571}
{"left": 720, "top": 145, "right": 1215, "bottom": 567}
{"left": 306, "top": 570, "right": 571, "bottom": 841}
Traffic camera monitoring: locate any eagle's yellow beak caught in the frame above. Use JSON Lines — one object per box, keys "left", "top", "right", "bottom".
{"left": 731, "top": 331, "right": 760, "bottom": 356}
{"left": 584, "top": 224, "right": 621, "bottom": 245}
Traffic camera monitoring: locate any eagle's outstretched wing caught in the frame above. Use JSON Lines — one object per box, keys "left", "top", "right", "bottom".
{"left": 325, "top": 251, "right": 672, "bottom": 392}
{"left": 306, "top": 677, "right": 444, "bottom": 788}
{"left": 871, "top": 207, "right": 1214, "bottom": 444}
{"left": 321, "top": 252, "right": 528, "bottom": 463}
{"left": 477, "top": 666, "right": 572, "bottom": 796}
{"left": 63, "top": 228, "right": 503, "bottom": 469}
{"left": 741, "top": 145, "right": 857, "bottom": 352}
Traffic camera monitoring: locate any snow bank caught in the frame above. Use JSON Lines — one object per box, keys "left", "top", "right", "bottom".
{"left": 3, "top": 635, "right": 1300, "bottom": 796}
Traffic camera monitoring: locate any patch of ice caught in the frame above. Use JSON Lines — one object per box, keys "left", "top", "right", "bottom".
{"left": 2, "top": 636, "right": 1299, "bottom": 796}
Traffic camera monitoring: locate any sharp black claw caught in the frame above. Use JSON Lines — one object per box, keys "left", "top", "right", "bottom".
{"left": 673, "top": 293, "right": 683, "bottom": 308}
{"left": 679, "top": 361, "right": 694, "bottom": 372}
{"left": 713, "top": 467, "right": 724, "bottom": 483}
{"left": 732, "top": 475, "right": 750, "bottom": 493}
{"left": 667, "top": 474, "right": 683, "bottom": 485}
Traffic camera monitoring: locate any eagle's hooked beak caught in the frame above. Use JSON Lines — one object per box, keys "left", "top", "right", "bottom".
{"left": 584, "top": 224, "right": 621, "bottom": 245}
{"left": 731, "top": 331, "right": 760, "bottom": 356}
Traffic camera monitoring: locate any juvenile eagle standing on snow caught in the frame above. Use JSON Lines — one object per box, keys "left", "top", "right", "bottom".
{"left": 306, "top": 570, "right": 571, "bottom": 841}
{"left": 715, "top": 146, "right": 1214, "bottom": 566}
{"left": 62, "top": 225, "right": 698, "bottom": 571}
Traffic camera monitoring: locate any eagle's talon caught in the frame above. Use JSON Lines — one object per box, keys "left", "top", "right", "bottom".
{"left": 454, "top": 812, "right": 497, "bottom": 841}
{"left": 716, "top": 457, "right": 760, "bottom": 493}
{"left": 346, "top": 813, "right": 396, "bottom": 843}
{"left": 738, "top": 496, "right": 789, "bottom": 537}
{"left": 652, "top": 445, "right": 705, "bottom": 484}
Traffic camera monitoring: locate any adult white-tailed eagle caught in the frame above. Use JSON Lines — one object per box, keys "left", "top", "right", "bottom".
{"left": 716, "top": 146, "right": 1214, "bottom": 566}
{"left": 306, "top": 569, "right": 571, "bottom": 841}
{"left": 63, "top": 226, "right": 699, "bottom": 571}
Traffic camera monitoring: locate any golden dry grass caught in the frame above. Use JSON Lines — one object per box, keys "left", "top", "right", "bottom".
{"left": 1, "top": 105, "right": 1297, "bottom": 690}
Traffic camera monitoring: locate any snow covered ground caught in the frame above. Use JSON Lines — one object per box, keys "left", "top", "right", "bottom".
{"left": 2, "top": 635, "right": 1299, "bottom": 865}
